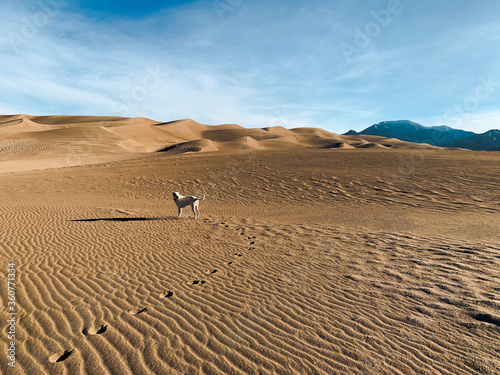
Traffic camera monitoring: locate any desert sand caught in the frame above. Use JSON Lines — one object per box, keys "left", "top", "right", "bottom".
{"left": 0, "top": 115, "right": 499, "bottom": 374}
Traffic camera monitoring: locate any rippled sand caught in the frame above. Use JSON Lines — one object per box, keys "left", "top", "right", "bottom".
{"left": 1, "top": 115, "right": 499, "bottom": 374}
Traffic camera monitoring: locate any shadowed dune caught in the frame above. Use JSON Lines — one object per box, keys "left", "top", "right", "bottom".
{"left": 158, "top": 139, "right": 219, "bottom": 154}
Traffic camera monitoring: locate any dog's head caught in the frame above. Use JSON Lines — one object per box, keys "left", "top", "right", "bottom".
{"left": 172, "top": 192, "right": 180, "bottom": 201}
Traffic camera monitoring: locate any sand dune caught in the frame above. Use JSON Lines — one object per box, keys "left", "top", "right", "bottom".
{"left": 1, "top": 115, "right": 499, "bottom": 374}
{"left": 0, "top": 115, "right": 444, "bottom": 174}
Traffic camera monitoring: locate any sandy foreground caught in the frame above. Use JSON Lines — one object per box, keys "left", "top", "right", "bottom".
{"left": 1, "top": 116, "right": 500, "bottom": 374}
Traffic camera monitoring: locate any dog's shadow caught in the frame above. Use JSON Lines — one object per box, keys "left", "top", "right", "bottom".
{"left": 70, "top": 217, "right": 178, "bottom": 222}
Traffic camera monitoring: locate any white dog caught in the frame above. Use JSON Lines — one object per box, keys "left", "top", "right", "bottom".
{"left": 172, "top": 192, "right": 205, "bottom": 219}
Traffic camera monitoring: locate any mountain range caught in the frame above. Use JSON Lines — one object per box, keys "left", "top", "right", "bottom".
{"left": 345, "top": 120, "right": 500, "bottom": 151}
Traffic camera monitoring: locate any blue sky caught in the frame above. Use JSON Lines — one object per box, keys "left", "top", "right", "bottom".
{"left": 1, "top": 0, "right": 499, "bottom": 133}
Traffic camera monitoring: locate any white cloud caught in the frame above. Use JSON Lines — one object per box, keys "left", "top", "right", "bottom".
{"left": 417, "top": 108, "right": 500, "bottom": 134}
{"left": 1, "top": 0, "right": 499, "bottom": 134}
{"left": 449, "top": 110, "right": 500, "bottom": 133}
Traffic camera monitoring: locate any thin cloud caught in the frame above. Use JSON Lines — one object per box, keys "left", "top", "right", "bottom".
{"left": 0, "top": 0, "right": 499, "bottom": 133}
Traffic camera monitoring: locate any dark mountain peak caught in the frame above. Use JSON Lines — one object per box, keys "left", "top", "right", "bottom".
{"left": 482, "top": 129, "right": 500, "bottom": 137}
{"left": 359, "top": 120, "right": 477, "bottom": 147}
{"left": 343, "top": 129, "right": 358, "bottom": 135}
{"left": 371, "top": 120, "right": 422, "bottom": 130}
{"left": 356, "top": 120, "right": 500, "bottom": 151}
{"left": 442, "top": 128, "right": 500, "bottom": 150}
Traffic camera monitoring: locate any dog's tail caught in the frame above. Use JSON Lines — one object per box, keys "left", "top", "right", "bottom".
{"left": 196, "top": 194, "right": 206, "bottom": 201}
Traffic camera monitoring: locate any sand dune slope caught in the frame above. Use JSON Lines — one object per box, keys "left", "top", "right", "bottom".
{"left": 0, "top": 115, "right": 444, "bottom": 174}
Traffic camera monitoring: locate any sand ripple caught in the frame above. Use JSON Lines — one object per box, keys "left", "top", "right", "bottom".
{"left": 1, "top": 203, "right": 499, "bottom": 374}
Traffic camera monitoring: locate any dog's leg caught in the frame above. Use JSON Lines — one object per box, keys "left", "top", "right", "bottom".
{"left": 196, "top": 203, "right": 200, "bottom": 219}
{"left": 191, "top": 203, "right": 197, "bottom": 219}
{"left": 177, "top": 206, "right": 182, "bottom": 218}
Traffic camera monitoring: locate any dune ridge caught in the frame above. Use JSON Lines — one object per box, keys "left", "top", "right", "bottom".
{"left": 0, "top": 115, "right": 442, "bottom": 174}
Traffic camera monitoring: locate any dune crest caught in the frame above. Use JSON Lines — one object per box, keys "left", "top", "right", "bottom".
{"left": 0, "top": 114, "right": 444, "bottom": 174}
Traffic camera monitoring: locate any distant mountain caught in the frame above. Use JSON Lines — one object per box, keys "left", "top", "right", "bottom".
{"left": 343, "top": 129, "right": 358, "bottom": 135}
{"left": 351, "top": 120, "right": 500, "bottom": 151}
{"left": 442, "top": 129, "right": 500, "bottom": 151}
{"left": 355, "top": 120, "right": 476, "bottom": 146}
